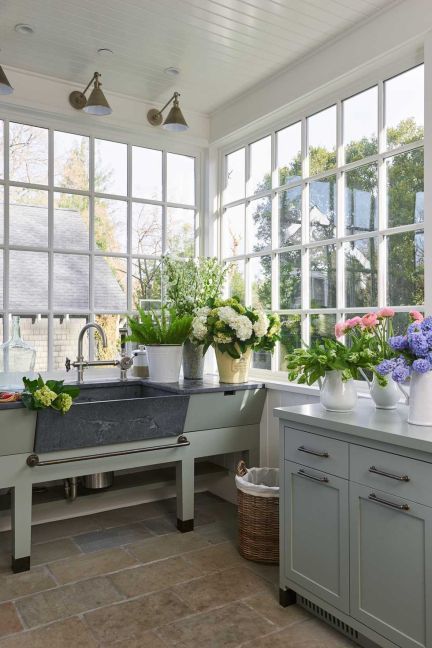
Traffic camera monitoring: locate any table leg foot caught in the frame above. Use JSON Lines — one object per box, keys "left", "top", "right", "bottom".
{"left": 177, "top": 518, "right": 194, "bottom": 533}
{"left": 12, "top": 556, "right": 30, "bottom": 573}
{"left": 279, "top": 587, "right": 296, "bottom": 607}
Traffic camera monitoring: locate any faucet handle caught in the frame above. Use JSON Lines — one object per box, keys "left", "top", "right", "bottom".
{"left": 65, "top": 357, "right": 71, "bottom": 372}
{"left": 119, "top": 355, "right": 133, "bottom": 371}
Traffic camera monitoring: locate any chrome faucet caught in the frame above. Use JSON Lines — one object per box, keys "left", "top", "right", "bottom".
{"left": 66, "top": 322, "right": 121, "bottom": 383}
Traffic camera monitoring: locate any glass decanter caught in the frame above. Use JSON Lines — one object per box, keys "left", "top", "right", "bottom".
{"left": 0, "top": 316, "right": 36, "bottom": 389}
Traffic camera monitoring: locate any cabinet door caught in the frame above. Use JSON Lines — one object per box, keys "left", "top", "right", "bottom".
{"left": 350, "top": 483, "right": 432, "bottom": 648}
{"left": 284, "top": 460, "right": 349, "bottom": 613}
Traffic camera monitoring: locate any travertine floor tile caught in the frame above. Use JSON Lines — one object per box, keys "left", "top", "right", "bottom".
{"left": 129, "top": 531, "right": 210, "bottom": 563}
{"left": 16, "top": 576, "right": 124, "bottom": 628}
{"left": 48, "top": 547, "right": 137, "bottom": 584}
{"left": 142, "top": 515, "right": 177, "bottom": 536}
{"left": 0, "top": 617, "right": 98, "bottom": 647}
{"left": 85, "top": 590, "right": 191, "bottom": 644}
{"left": 0, "top": 568, "right": 55, "bottom": 604}
{"left": 239, "top": 618, "right": 356, "bottom": 647}
{"left": 194, "top": 520, "right": 237, "bottom": 545}
{"left": 31, "top": 516, "right": 102, "bottom": 544}
{"left": 244, "top": 591, "right": 311, "bottom": 628}
{"left": 181, "top": 541, "right": 245, "bottom": 574}
{"left": 174, "top": 566, "right": 271, "bottom": 612}
{"left": 0, "top": 603, "right": 21, "bottom": 638}
{"left": 110, "top": 556, "right": 201, "bottom": 598}
{"left": 72, "top": 523, "right": 152, "bottom": 553}
{"left": 92, "top": 500, "right": 175, "bottom": 528}
{"left": 109, "top": 630, "right": 168, "bottom": 647}
{"left": 158, "top": 600, "right": 274, "bottom": 647}
{"left": 31, "top": 538, "right": 81, "bottom": 566}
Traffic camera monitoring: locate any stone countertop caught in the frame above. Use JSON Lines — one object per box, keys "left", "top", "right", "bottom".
{"left": 274, "top": 400, "right": 432, "bottom": 456}
{"left": 0, "top": 376, "right": 265, "bottom": 411}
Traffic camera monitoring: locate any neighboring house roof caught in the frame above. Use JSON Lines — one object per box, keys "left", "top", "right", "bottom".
{"left": 2, "top": 203, "right": 126, "bottom": 312}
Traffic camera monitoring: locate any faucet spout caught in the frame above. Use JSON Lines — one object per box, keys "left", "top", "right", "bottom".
{"left": 78, "top": 322, "right": 107, "bottom": 361}
{"left": 69, "top": 322, "right": 116, "bottom": 383}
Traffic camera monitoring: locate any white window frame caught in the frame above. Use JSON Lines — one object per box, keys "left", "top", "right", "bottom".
{"left": 216, "top": 63, "right": 425, "bottom": 380}
{"left": 0, "top": 117, "right": 203, "bottom": 371}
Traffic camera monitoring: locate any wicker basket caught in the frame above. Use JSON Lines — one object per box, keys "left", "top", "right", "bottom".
{"left": 236, "top": 460, "right": 279, "bottom": 564}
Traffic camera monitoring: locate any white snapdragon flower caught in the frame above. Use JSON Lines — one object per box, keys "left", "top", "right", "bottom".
{"left": 253, "top": 311, "right": 269, "bottom": 338}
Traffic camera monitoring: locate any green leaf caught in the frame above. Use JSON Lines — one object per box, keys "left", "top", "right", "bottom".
{"left": 62, "top": 386, "right": 80, "bottom": 398}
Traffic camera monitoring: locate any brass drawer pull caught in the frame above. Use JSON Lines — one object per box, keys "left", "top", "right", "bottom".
{"left": 298, "top": 468, "right": 329, "bottom": 483}
{"left": 368, "top": 492, "right": 410, "bottom": 511}
{"left": 26, "top": 435, "right": 190, "bottom": 467}
{"left": 369, "top": 466, "right": 410, "bottom": 482}
{"left": 298, "top": 445, "right": 329, "bottom": 458}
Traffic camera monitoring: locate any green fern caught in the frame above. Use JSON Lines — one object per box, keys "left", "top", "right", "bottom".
{"left": 127, "top": 307, "right": 192, "bottom": 345}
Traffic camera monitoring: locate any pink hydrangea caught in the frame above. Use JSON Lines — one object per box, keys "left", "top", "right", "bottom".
{"left": 362, "top": 312, "right": 378, "bottom": 328}
{"left": 377, "top": 307, "right": 395, "bottom": 318}
{"left": 410, "top": 310, "right": 424, "bottom": 322}
{"left": 334, "top": 320, "right": 346, "bottom": 338}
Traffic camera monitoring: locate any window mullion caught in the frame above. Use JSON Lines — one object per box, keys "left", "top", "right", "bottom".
{"left": 377, "top": 79, "right": 387, "bottom": 308}
{"left": 47, "top": 128, "right": 54, "bottom": 371}
{"left": 3, "top": 119, "right": 9, "bottom": 345}
{"left": 336, "top": 100, "right": 345, "bottom": 316}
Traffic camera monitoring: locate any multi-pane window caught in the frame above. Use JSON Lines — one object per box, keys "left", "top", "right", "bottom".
{"left": 221, "top": 65, "right": 424, "bottom": 374}
{"left": 0, "top": 122, "right": 198, "bottom": 371}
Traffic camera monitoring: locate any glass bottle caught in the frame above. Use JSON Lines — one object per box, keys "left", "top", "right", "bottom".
{"left": 0, "top": 316, "right": 36, "bottom": 388}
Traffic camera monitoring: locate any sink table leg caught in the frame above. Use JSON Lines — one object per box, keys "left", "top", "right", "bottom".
{"left": 11, "top": 482, "right": 32, "bottom": 572}
{"left": 176, "top": 457, "right": 194, "bottom": 532}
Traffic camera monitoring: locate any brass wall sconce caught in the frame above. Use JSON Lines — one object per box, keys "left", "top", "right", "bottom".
{"left": 147, "top": 91, "right": 188, "bottom": 132}
{"left": 0, "top": 65, "right": 13, "bottom": 95}
{"left": 69, "top": 71, "right": 112, "bottom": 116}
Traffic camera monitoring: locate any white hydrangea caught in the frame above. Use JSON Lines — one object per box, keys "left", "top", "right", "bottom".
{"left": 191, "top": 313, "right": 208, "bottom": 341}
{"left": 217, "top": 306, "right": 238, "bottom": 325}
{"left": 253, "top": 311, "right": 269, "bottom": 338}
{"left": 196, "top": 306, "right": 211, "bottom": 317}
{"left": 231, "top": 314, "right": 253, "bottom": 341}
{"left": 215, "top": 333, "right": 233, "bottom": 344}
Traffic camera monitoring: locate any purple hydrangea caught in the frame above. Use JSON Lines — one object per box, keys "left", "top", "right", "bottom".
{"left": 425, "top": 331, "right": 432, "bottom": 347}
{"left": 421, "top": 316, "right": 432, "bottom": 332}
{"left": 412, "top": 358, "right": 431, "bottom": 374}
{"left": 408, "top": 322, "right": 422, "bottom": 336}
{"left": 408, "top": 332, "right": 429, "bottom": 357}
{"left": 389, "top": 335, "right": 408, "bottom": 351}
{"left": 376, "top": 359, "right": 396, "bottom": 376}
{"left": 392, "top": 363, "right": 410, "bottom": 383}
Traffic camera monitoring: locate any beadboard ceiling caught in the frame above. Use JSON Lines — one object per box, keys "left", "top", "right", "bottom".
{"left": 0, "top": 0, "right": 399, "bottom": 114}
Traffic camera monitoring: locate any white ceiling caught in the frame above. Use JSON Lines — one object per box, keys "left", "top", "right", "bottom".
{"left": 0, "top": 0, "right": 400, "bottom": 114}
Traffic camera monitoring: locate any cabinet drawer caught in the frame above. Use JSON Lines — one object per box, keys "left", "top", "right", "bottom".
{"left": 284, "top": 426, "right": 348, "bottom": 479}
{"left": 350, "top": 444, "right": 432, "bottom": 507}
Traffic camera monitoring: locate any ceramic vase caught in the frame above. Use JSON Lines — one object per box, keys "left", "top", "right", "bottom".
{"left": 215, "top": 346, "right": 252, "bottom": 384}
{"left": 319, "top": 370, "right": 357, "bottom": 412}
{"left": 146, "top": 345, "right": 183, "bottom": 383}
{"left": 182, "top": 339, "right": 205, "bottom": 380}
{"left": 407, "top": 371, "right": 432, "bottom": 426}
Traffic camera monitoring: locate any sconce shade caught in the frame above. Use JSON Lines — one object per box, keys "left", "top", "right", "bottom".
{"left": 83, "top": 84, "right": 112, "bottom": 115}
{"left": 0, "top": 65, "right": 13, "bottom": 95}
{"left": 163, "top": 104, "right": 188, "bottom": 132}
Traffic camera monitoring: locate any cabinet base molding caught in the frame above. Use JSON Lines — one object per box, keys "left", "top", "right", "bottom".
{"left": 12, "top": 556, "right": 30, "bottom": 573}
{"left": 176, "top": 518, "right": 194, "bottom": 533}
{"left": 279, "top": 587, "right": 296, "bottom": 607}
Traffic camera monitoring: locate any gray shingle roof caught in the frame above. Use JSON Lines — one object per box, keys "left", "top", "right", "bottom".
{"left": 3, "top": 204, "right": 126, "bottom": 312}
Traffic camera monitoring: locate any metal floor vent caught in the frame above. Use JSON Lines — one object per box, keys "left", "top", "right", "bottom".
{"left": 297, "top": 595, "right": 359, "bottom": 642}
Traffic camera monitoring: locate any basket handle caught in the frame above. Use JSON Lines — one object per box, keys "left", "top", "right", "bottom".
{"left": 236, "top": 460, "right": 248, "bottom": 477}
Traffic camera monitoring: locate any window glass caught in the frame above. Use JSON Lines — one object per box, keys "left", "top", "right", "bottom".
{"left": 277, "top": 122, "right": 301, "bottom": 185}
{"left": 167, "top": 153, "right": 195, "bottom": 205}
{"left": 132, "top": 258, "right": 161, "bottom": 310}
{"left": 279, "top": 315, "right": 302, "bottom": 370}
{"left": 53, "top": 316, "right": 88, "bottom": 370}
{"left": 132, "top": 204, "right": 162, "bottom": 256}
{"left": 345, "top": 238, "right": 378, "bottom": 308}
{"left": 223, "top": 205, "right": 244, "bottom": 258}
{"left": 308, "top": 106, "right": 336, "bottom": 175}
{"left": 54, "top": 193, "right": 89, "bottom": 250}
{"left": 387, "top": 149, "right": 424, "bottom": 227}
{"left": 279, "top": 187, "right": 301, "bottom": 247}
{"left": 310, "top": 314, "right": 337, "bottom": 346}
{"left": 250, "top": 255, "right": 271, "bottom": 310}
{"left": 385, "top": 65, "right": 424, "bottom": 149}
{"left": 95, "top": 314, "right": 126, "bottom": 360}
{"left": 10, "top": 251, "right": 48, "bottom": 310}
{"left": 249, "top": 136, "right": 271, "bottom": 195}
{"left": 95, "top": 139, "right": 127, "bottom": 196}
{"left": 95, "top": 199, "right": 127, "bottom": 254}
{"left": 167, "top": 208, "right": 195, "bottom": 257}
{"left": 0, "top": 186, "right": 3, "bottom": 245}
{"left": 132, "top": 146, "right": 162, "bottom": 200}
{"left": 94, "top": 257, "right": 127, "bottom": 311}
{"left": 10, "top": 123, "right": 48, "bottom": 184}
{"left": 226, "top": 261, "right": 245, "bottom": 302}
{"left": 225, "top": 148, "right": 245, "bottom": 204}
{"left": 0, "top": 120, "right": 3, "bottom": 178}
{"left": 9, "top": 188, "right": 48, "bottom": 247}
{"left": 310, "top": 245, "right": 336, "bottom": 308}
{"left": 345, "top": 163, "right": 378, "bottom": 234}
{"left": 279, "top": 250, "right": 301, "bottom": 309}
{"left": 247, "top": 196, "right": 271, "bottom": 253}
{"left": 14, "top": 316, "right": 48, "bottom": 371}
{"left": 387, "top": 230, "right": 424, "bottom": 306}
{"left": 343, "top": 87, "right": 378, "bottom": 163}
{"left": 53, "top": 254, "right": 89, "bottom": 310}
{"left": 309, "top": 176, "right": 336, "bottom": 241}
{"left": 54, "top": 131, "right": 89, "bottom": 190}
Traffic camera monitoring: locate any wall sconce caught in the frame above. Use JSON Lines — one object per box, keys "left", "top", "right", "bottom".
{"left": 147, "top": 92, "right": 188, "bottom": 132}
{"left": 0, "top": 65, "right": 13, "bottom": 95}
{"left": 69, "top": 72, "right": 112, "bottom": 116}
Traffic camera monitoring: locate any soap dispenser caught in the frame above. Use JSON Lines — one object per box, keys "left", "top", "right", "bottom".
{"left": 132, "top": 345, "right": 149, "bottom": 378}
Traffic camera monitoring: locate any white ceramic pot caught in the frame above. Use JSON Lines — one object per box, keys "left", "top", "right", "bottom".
{"left": 214, "top": 346, "right": 252, "bottom": 384}
{"left": 408, "top": 371, "right": 432, "bottom": 426}
{"left": 146, "top": 345, "right": 183, "bottom": 383}
{"left": 319, "top": 370, "right": 357, "bottom": 412}
{"left": 369, "top": 375, "right": 405, "bottom": 410}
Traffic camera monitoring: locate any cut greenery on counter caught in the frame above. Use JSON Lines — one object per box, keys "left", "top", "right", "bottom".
{"left": 127, "top": 306, "right": 192, "bottom": 345}
{"left": 22, "top": 375, "right": 80, "bottom": 414}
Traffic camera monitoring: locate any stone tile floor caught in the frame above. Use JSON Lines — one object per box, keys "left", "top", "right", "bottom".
{"left": 0, "top": 492, "right": 355, "bottom": 647}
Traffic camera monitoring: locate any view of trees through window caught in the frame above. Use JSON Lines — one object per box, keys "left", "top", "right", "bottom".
{"left": 222, "top": 65, "right": 424, "bottom": 373}
{"left": 0, "top": 124, "right": 197, "bottom": 370}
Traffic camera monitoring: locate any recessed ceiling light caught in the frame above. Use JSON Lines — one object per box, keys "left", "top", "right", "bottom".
{"left": 97, "top": 48, "right": 113, "bottom": 57}
{"left": 164, "top": 67, "right": 180, "bottom": 78}
{"left": 14, "top": 23, "right": 34, "bottom": 35}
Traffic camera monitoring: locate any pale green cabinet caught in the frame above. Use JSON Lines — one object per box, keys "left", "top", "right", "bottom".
{"left": 284, "top": 460, "right": 350, "bottom": 614}
{"left": 350, "top": 483, "right": 432, "bottom": 648}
